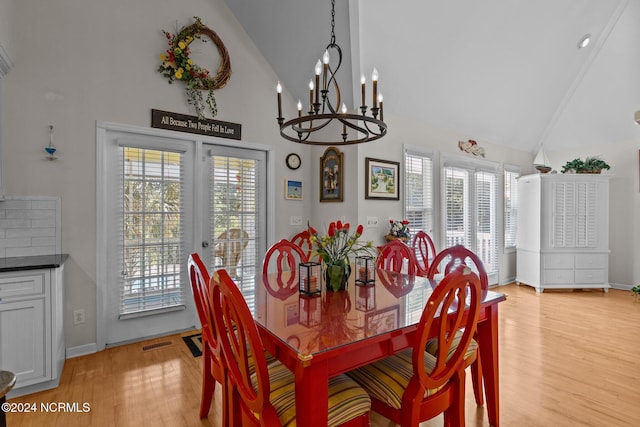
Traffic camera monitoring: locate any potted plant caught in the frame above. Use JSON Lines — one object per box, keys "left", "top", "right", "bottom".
{"left": 632, "top": 285, "right": 640, "bottom": 302}
{"left": 561, "top": 157, "right": 610, "bottom": 174}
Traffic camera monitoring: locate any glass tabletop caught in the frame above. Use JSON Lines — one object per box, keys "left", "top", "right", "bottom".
{"left": 253, "top": 268, "right": 505, "bottom": 357}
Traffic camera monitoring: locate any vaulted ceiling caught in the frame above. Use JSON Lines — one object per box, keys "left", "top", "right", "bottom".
{"left": 224, "top": 0, "right": 640, "bottom": 153}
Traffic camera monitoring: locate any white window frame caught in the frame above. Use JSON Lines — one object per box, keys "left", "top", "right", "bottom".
{"left": 403, "top": 145, "right": 436, "bottom": 239}
{"left": 503, "top": 165, "right": 521, "bottom": 252}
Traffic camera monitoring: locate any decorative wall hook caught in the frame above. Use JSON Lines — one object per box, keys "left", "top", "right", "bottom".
{"left": 45, "top": 125, "right": 58, "bottom": 160}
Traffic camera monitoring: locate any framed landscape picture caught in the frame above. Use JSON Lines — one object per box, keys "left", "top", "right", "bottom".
{"left": 365, "top": 157, "right": 400, "bottom": 200}
{"left": 285, "top": 179, "right": 303, "bottom": 200}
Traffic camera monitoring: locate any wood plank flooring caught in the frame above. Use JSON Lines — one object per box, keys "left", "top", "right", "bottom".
{"left": 5, "top": 283, "right": 640, "bottom": 426}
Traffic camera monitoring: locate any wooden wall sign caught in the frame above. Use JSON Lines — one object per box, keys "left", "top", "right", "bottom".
{"left": 151, "top": 109, "right": 241, "bottom": 140}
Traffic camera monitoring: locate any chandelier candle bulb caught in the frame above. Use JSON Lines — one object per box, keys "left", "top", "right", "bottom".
{"left": 297, "top": 100, "right": 303, "bottom": 117}
{"left": 378, "top": 93, "right": 384, "bottom": 122}
{"left": 322, "top": 50, "right": 330, "bottom": 91}
{"left": 361, "top": 75, "right": 366, "bottom": 107}
{"left": 276, "top": 82, "right": 283, "bottom": 119}
{"left": 315, "top": 60, "right": 322, "bottom": 106}
{"left": 309, "top": 80, "right": 315, "bottom": 112}
{"left": 372, "top": 68, "right": 379, "bottom": 109}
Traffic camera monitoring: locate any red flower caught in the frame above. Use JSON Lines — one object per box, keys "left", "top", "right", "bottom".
{"left": 328, "top": 222, "right": 336, "bottom": 237}
{"left": 389, "top": 219, "right": 394, "bottom": 224}
{"left": 356, "top": 224, "right": 364, "bottom": 236}
{"left": 344, "top": 223, "right": 350, "bottom": 230}
{"left": 336, "top": 220, "right": 343, "bottom": 230}
{"left": 402, "top": 220, "right": 410, "bottom": 225}
{"left": 309, "top": 226, "right": 317, "bottom": 235}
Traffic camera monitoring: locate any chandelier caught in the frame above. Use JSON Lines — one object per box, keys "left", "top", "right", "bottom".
{"left": 275, "top": 0, "right": 387, "bottom": 145}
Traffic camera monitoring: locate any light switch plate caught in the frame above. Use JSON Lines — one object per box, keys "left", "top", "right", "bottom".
{"left": 366, "top": 216, "right": 379, "bottom": 227}
{"left": 290, "top": 215, "right": 302, "bottom": 226}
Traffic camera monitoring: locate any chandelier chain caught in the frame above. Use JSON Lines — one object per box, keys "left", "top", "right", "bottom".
{"left": 330, "top": 0, "right": 336, "bottom": 45}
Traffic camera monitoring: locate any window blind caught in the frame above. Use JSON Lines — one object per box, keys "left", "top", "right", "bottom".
{"left": 118, "top": 146, "right": 186, "bottom": 317}
{"left": 404, "top": 152, "right": 434, "bottom": 235}
{"left": 503, "top": 169, "right": 519, "bottom": 249}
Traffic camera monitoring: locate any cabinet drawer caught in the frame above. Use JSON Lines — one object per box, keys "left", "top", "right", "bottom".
{"left": 575, "top": 254, "right": 607, "bottom": 269}
{"left": 575, "top": 269, "right": 606, "bottom": 284}
{"left": 543, "top": 254, "right": 574, "bottom": 269}
{"left": 0, "top": 273, "right": 45, "bottom": 299}
{"left": 543, "top": 269, "right": 574, "bottom": 284}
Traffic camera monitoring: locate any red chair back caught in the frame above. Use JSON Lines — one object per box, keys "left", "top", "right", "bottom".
{"left": 427, "top": 244, "right": 488, "bottom": 291}
{"left": 411, "top": 230, "right": 436, "bottom": 276}
{"left": 377, "top": 239, "right": 418, "bottom": 275}
{"left": 262, "top": 239, "right": 308, "bottom": 300}
{"left": 210, "top": 269, "right": 281, "bottom": 425}
{"left": 188, "top": 253, "right": 224, "bottom": 419}
{"left": 413, "top": 264, "right": 481, "bottom": 402}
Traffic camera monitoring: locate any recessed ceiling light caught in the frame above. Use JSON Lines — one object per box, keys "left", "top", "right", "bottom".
{"left": 578, "top": 34, "right": 591, "bottom": 49}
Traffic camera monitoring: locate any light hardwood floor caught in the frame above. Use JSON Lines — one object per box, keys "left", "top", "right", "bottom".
{"left": 6, "top": 284, "right": 640, "bottom": 426}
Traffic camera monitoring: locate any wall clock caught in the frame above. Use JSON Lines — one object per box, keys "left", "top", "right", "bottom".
{"left": 286, "top": 153, "right": 301, "bottom": 170}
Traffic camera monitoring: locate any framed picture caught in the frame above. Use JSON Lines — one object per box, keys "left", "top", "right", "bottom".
{"left": 320, "top": 146, "right": 344, "bottom": 202}
{"left": 365, "top": 157, "right": 400, "bottom": 200}
{"left": 285, "top": 179, "right": 303, "bottom": 200}
{"left": 365, "top": 305, "right": 399, "bottom": 336}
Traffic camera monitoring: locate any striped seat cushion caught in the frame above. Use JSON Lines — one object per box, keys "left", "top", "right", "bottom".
{"left": 424, "top": 330, "right": 478, "bottom": 362}
{"left": 346, "top": 349, "right": 444, "bottom": 409}
{"left": 251, "top": 360, "right": 371, "bottom": 426}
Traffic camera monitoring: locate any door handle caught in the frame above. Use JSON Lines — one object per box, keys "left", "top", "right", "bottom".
{"left": 202, "top": 241, "right": 210, "bottom": 248}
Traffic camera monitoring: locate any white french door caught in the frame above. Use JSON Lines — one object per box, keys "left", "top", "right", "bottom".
{"left": 98, "top": 128, "right": 196, "bottom": 347}
{"left": 201, "top": 144, "right": 267, "bottom": 312}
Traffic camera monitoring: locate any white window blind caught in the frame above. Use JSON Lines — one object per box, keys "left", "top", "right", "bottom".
{"left": 404, "top": 151, "right": 434, "bottom": 235}
{"left": 443, "top": 166, "right": 471, "bottom": 247}
{"left": 475, "top": 170, "right": 498, "bottom": 274}
{"left": 504, "top": 168, "right": 519, "bottom": 249}
{"left": 209, "top": 148, "right": 266, "bottom": 311}
{"left": 119, "top": 147, "right": 185, "bottom": 317}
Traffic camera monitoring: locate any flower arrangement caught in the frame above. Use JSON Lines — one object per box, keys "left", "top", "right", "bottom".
{"left": 308, "top": 220, "right": 376, "bottom": 291}
{"left": 158, "top": 17, "right": 232, "bottom": 119}
{"left": 388, "top": 219, "right": 410, "bottom": 239}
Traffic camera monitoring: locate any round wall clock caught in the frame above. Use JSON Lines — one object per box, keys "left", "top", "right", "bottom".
{"left": 286, "top": 153, "right": 301, "bottom": 170}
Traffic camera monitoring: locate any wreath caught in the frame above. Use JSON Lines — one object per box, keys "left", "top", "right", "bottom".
{"left": 158, "top": 17, "right": 231, "bottom": 118}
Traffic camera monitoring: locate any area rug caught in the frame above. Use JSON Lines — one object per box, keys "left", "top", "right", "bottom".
{"left": 182, "top": 333, "right": 203, "bottom": 357}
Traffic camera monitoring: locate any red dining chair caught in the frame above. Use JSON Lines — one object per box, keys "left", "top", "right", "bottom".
{"left": 377, "top": 239, "right": 418, "bottom": 276}
{"left": 291, "top": 229, "right": 313, "bottom": 257}
{"left": 426, "top": 244, "right": 488, "bottom": 406}
{"left": 347, "top": 264, "right": 482, "bottom": 427}
{"left": 411, "top": 230, "right": 437, "bottom": 276}
{"left": 188, "top": 253, "right": 224, "bottom": 419}
{"left": 262, "top": 239, "right": 308, "bottom": 300}
{"left": 210, "top": 269, "right": 372, "bottom": 426}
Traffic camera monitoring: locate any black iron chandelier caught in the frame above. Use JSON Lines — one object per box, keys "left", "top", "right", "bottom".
{"left": 275, "top": 0, "right": 387, "bottom": 145}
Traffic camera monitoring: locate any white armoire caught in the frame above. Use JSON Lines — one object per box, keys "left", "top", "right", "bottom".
{"left": 516, "top": 173, "right": 610, "bottom": 293}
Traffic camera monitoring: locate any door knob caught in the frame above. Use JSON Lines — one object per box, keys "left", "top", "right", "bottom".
{"left": 202, "top": 241, "right": 210, "bottom": 248}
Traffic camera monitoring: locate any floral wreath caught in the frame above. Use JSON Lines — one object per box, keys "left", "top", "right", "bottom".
{"left": 158, "top": 17, "right": 232, "bottom": 119}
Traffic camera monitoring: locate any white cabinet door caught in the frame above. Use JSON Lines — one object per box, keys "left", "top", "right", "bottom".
{"left": 0, "top": 297, "right": 46, "bottom": 385}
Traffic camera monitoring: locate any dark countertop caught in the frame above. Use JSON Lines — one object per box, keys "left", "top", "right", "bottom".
{"left": 0, "top": 254, "right": 68, "bottom": 272}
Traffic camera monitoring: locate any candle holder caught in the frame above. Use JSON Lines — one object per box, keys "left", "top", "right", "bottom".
{"left": 356, "top": 285, "right": 376, "bottom": 312}
{"left": 298, "top": 262, "right": 321, "bottom": 296}
{"left": 355, "top": 256, "right": 375, "bottom": 286}
{"left": 299, "top": 295, "right": 321, "bottom": 327}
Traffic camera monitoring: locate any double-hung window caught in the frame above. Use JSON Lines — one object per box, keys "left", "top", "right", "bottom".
{"left": 404, "top": 148, "right": 434, "bottom": 235}
{"left": 504, "top": 166, "right": 520, "bottom": 250}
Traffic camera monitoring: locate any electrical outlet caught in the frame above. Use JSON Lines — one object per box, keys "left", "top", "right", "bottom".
{"left": 73, "top": 309, "right": 85, "bottom": 325}
{"left": 366, "top": 216, "right": 379, "bottom": 227}
{"left": 290, "top": 215, "right": 302, "bottom": 226}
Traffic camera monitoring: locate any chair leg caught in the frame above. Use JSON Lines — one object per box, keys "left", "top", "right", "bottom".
{"left": 471, "top": 355, "right": 484, "bottom": 406}
{"left": 199, "top": 347, "right": 216, "bottom": 418}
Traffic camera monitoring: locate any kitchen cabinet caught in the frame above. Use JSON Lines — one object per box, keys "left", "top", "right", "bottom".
{"left": 0, "top": 256, "right": 66, "bottom": 397}
{"left": 516, "top": 174, "right": 610, "bottom": 293}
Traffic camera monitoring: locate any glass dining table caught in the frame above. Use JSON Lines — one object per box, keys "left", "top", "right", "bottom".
{"left": 253, "top": 268, "right": 506, "bottom": 427}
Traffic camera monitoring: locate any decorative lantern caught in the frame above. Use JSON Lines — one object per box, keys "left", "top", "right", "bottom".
{"left": 356, "top": 285, "right": 376, "bottom": 312}
{"left": 299, "top": 295, "right": 321, "bottom": 327}
{"left": 355, "top": 256, "right": 375, "bottom": 286}
{"left": 299, "top": 262, "right": 321, "bottom": 296}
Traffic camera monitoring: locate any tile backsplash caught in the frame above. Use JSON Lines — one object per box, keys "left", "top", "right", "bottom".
{"left": 0, "top": 196, "right": 61, "bottom": 257}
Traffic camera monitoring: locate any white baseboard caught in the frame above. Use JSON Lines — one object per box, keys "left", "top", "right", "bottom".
{"left": 66, "top": 342, "right": 98, "bottom": 358}
{"left": 609, "top": 282, "right": 632, "bottom": 291}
